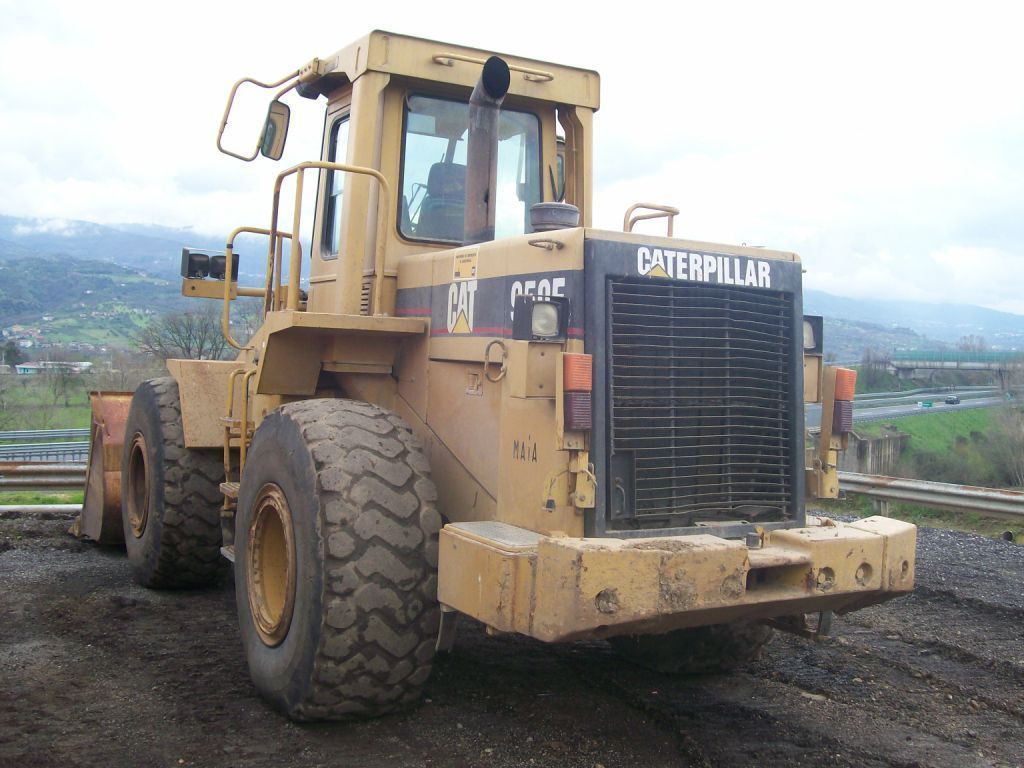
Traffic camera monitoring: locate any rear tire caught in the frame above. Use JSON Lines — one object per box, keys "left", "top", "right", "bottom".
{"left": 610, "top": 621, "right": 773, "bottom": 674}
{"left": 235, "top": 399, "right": 441, "bottom": 720}
{"left": 121, "top": 377, "right": 225, "bottom": 588}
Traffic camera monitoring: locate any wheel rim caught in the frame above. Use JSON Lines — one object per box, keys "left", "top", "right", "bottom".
{"left": 126, "top": 432, "right": 149, "bottom": 538}
{"left": 247, "top": 483, "right": 296, "bottom": 647}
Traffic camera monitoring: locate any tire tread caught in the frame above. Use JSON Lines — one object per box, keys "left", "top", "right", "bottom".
{"left": 131, "top": 377, "right": 224, "bottom": 588}
{"left": 275, "top": 399, "right": 440, "bottom": 720}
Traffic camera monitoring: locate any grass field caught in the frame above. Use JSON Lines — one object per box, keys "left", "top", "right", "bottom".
{"left": 815, "top": 494, "right": 1022, "bottom": 544}
{"left": 854, "top": 407, "right": 999, "bottom": 454}
{"left": 0, "top": 375, "right": 92, "bottom": 430}
{"left": 0, "top": 491, "right": 83, "bottom": 505}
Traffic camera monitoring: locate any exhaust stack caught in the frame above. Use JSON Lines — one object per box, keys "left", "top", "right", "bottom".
{"left": 463, "top": 56, "right": 511, "bottom": 245}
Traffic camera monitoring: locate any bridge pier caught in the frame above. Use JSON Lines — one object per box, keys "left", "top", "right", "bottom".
{"left": 893, "top": 367, "right": 916, "bottom": 381}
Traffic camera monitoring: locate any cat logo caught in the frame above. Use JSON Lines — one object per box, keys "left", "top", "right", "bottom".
{"left": 446, "top": 280, "right": 478, "bottom": 334}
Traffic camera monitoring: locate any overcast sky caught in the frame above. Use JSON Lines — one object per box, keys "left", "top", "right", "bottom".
{"left": 1, "top": 1, "right": 1021, "bottom": 312}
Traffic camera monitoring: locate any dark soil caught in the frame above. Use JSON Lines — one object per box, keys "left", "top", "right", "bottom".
{"left": 1, "top": 509, "right": 1021, "bottom": 768}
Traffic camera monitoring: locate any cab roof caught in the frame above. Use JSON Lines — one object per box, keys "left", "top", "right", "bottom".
{"left": 301, "top": 30, "right": 600, "bottom": 110}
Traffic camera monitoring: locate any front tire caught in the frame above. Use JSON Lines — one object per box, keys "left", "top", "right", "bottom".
{"left": 121, "top": 377, "right": 224, "bottom": 588}
{"left": 235, "top": 399, "right": 441, "bottom": 720}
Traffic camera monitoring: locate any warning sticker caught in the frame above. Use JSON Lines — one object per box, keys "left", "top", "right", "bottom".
{"left": 453, "top": 250, "right": 478, "bottom": 281}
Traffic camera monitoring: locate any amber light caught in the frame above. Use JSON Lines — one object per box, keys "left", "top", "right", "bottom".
{"left": 834, "top": 367, "right": 857, "bottom": 401}
{"left": 564, "top": 353, "right": 592, "bottom": 392}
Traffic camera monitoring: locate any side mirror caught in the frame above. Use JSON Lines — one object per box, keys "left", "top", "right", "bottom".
{"left": 260, "top": 100, "right": 290, "bottom": 160}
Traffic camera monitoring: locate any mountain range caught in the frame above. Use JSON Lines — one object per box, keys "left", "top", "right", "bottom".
{"left": 1, "top": 214, "right": 1022, "bottom": 358}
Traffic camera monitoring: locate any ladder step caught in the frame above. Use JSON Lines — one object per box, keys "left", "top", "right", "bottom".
{"left": 220, "top": 481, "right": 240, "bottom": 500}
{"left": 220, "top": 545, "right": 235, "bottom": 563}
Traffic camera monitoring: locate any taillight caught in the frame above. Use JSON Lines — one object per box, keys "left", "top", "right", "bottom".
{"left": 832, "top": 367, "right": 857, "bottom": 434}
{"left": 563, "top": 353, "right": 592, "bottom": 431}
{"left": 832, "top": 400, "right": 854, "bottom": 433}
{"left": 564, "top": 392, "right": 593, "bottom": 430}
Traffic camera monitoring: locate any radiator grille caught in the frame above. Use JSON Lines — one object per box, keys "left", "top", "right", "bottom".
{"left": 608, "top": 279, "right": 794, "bottom": 527}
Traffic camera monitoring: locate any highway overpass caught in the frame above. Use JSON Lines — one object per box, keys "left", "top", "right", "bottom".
{"left": 890, "top": 350, "right": 1024, "bottom": 386}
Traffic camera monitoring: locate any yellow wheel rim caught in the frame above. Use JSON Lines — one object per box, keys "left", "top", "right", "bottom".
{"left": 247, "top": 483, "right": 297, "bottom": 647}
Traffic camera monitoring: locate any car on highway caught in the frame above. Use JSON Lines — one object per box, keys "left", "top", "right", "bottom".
{"left": 945, "top": 395, "right": 961, "bottom": 405}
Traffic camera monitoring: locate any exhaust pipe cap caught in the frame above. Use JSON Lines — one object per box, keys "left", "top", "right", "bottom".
{"left": 481, "top": 56, "right": 511, "bottom": 101}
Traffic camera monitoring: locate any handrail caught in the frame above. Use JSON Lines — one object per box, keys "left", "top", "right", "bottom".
{"left": 223, "top": 367, "right": 247, "bottom": 484}
{"left": 216, "top": 71, "right": 300, "bottom": 162}
{"left": 221, "top": 226, "right": 289, "bottom": 350}
{"left": 239, "top": 369, "right": 257, "bottom": 472}
{"left": 432, "top": 52, "right": 554, "bottom": 82}
{"left": 267, "top": 161, "right": 392, "bottom": 316}
{"left": 623, "top": 203, "right": 680, "bottom": 236}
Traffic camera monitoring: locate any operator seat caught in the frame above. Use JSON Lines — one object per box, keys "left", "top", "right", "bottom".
{"left": 416, "top": 162, "right": 466, "bottom": 242}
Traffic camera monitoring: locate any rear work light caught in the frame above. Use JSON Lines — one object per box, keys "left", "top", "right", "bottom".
{"left": 512, "top": 295, "right": 570, "bottom": 341}
{"left": 181, "top": 247, "right": 239, "bottom": 281}
{"left": 563, "top": 353, "right": 592, "bottom": 431}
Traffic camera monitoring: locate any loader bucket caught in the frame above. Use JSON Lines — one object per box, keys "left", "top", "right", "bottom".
{"left": 71, "top": 391, "right": 133, "bottom": 545}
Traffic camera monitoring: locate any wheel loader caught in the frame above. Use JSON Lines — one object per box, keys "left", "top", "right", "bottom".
{"left": 75, "top": 31, "right": 916, "bottom": 720}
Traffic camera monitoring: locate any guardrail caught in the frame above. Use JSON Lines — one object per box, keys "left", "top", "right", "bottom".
{"left": 0, "top": 463, "right": 87, "bottom": 492}
{"left": 0, "top": 442, "right": 89, "bottom": 462}
{"left": 838, "top": 472, "right": 1024, "bottom": 521}
{"left": 2, "top": 462, "right": 1020, "bottom": 523}
{"left": 0, "top": 428, "right": 90, "bottom": 442}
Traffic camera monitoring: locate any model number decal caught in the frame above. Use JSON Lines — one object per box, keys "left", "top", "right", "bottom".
{"left": 509, "top": 277, "right": 566, "bottom": 320}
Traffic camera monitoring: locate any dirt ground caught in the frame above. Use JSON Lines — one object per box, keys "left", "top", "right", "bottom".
{"left": 1, "top": 508, "right": 1021, "bottom": 768}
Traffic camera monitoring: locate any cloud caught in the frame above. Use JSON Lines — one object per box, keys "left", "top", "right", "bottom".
{"left": 11, "top": 218, "right": 97, "bottom": 237}
{"left": 0, "top": 0, "right": 1021, "bottom": 315}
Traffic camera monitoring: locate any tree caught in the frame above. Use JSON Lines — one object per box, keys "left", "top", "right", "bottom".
{"left": 860, "top": 348, "right": 892, "bottom": 392}
{"left": 232, "top": 297, "right": 264, "bottom": 347}
{"left": 89, "top": 351, "right": 164, "bottom": 393}
{"left": 133, "top": 305, "right": 230, "bottom": 361}
{"left": 1, "top": 340, "right": 25, "bottom": 368}
{"left": 0, "top": 370, "right": 13, "bottom": 429}
{"left": 984, "top": 404, "right": 1024, "bottom": 487}
{"left": 957, "top": 335, "right": 988, "bottom": 353}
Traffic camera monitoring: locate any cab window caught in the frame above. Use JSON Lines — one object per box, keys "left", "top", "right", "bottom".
{"left": 399, "top": 94, "right": 540, "bottom": 243}
{"left": 322, "top": 115, "right": 350, "bottom": 259}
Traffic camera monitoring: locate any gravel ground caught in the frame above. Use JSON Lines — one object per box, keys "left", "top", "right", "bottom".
{"left": 1, "top": 508, "right": 1021, "bottom": 768}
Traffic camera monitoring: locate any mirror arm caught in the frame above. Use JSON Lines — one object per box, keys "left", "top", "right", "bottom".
{"left": 216, "top": 71, "right": 300, "bottom": 162}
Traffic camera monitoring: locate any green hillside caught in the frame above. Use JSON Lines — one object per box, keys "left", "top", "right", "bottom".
{"left": 856, "top": 407, "right": 998, "bottom": 450}
{"left": 857, "top": 406, "right": 1016, "bottom": 488}
{"left": 0, "top": 253, "right": 186, "bottom": 348}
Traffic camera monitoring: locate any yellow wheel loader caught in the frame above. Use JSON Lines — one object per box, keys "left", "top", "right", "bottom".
{"left": 77, "top": 31, "right": 916, "bottom": 720}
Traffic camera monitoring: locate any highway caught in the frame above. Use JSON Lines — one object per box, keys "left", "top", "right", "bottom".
{"left": 806, "top": 393, "right": 1006, "bottom": 429}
